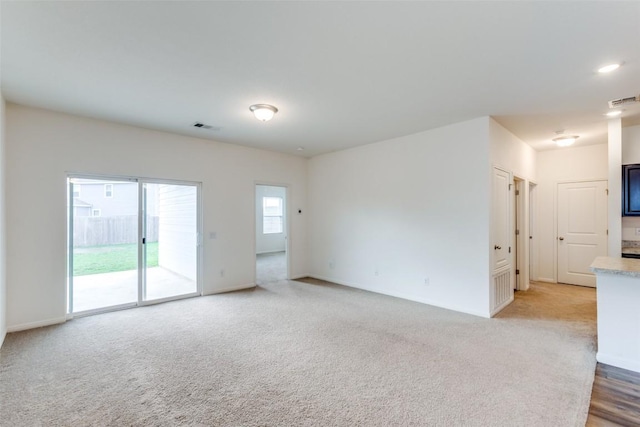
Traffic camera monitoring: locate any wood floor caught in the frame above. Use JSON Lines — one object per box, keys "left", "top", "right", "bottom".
{"left": 587, "top": 363, "right": 640, "bottom": 426}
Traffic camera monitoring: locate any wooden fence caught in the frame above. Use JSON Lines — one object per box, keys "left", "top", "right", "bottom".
{"left": 73, "top": 215, "right": 159, "bottom": 247}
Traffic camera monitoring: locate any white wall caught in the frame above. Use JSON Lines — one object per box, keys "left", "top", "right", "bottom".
{"left": 489, "top": 118, "right": 537, "bottom": 291}
{"left": 621, "top": 125, "right": 640, "bottom": 241}
{"left": 308, "top": 117, "right": 492, "bottom": 317}
{"left": 622, "top": 124, "right": 640, "bottom": 164}
{"left": 0, "top": 2, "right": 6, "bottom": 347}
{"left": 5, "top": 104, "right": 308, "bottom": 330}
{"left": 0, "top": 95, "right": 6, "bottom": 347}
{"left": 490, "top": 118, "right": 536, "bottom": 182}
{"left": 255, "top": 185, "right": 286, "bottom": 254}
{"left": 536, "top": 144, "right": 608, "bottom": 282}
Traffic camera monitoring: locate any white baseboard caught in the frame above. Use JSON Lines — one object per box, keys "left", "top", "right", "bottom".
{"left": 289, "top": 274, "right": 308, "bottom": 281}
{"left": 597, "top": 352, "right": 640, "bottom": 373}
{"left": 7, "top": 316, "right": 67, "bottom": 333}
{"left": 536, "top": 277, "right": 556, "bottom": 284}
{"left": 203, "top": 283, "right": 256, "bottom": 296}
{"left": 0, "top": 330, "right": 5, "bottom": 349}
{"left": 307, "top": 274, "right": 490, "bottom": 318}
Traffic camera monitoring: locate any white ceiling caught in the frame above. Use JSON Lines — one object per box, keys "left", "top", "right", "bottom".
{"left": 2, "top": 1, "right": 639, "bottom": 157}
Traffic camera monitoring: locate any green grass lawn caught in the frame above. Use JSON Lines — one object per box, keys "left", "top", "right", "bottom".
{"left": 73, "top": 242, "right": 158, "bottom": 276}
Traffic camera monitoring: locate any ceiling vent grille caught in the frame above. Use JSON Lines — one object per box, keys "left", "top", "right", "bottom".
{"left": 608, "top": 95, "right": 640, "bottom": 109}
{"left": 192, "top": 122, "right": 221, "bottom": 131}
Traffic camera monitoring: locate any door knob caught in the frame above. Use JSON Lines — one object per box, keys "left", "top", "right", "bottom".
{"left": 494, "top": 245, "right": 502, "bottom": 250}
{"left": 559, "top": 237, "right": 564, "bottom": 241}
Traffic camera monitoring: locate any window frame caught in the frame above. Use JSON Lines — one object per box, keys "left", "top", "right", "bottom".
{"left": 104, "top": 183, "right": 113, "bottom": 198}
{"left": 262, "top": 196, "right": 283, "bottom": 235}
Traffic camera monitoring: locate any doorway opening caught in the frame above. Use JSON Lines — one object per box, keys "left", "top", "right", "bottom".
{"left": 255, "top": 185, "right": 288, "bottom": 285}
{"left": 68, "top": 175, "right": 202, "bottom": 315}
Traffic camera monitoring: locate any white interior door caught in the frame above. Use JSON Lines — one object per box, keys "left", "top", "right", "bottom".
{"left": 557, "top": 181, "right": 607, "bottom": 287}
{"left": 515, "top": 179, "right": 522, "bottom": 290}
{"left": 492, "top": 167, "right": 511, "bottom": 272}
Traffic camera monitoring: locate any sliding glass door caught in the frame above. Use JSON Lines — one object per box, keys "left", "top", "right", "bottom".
{"left": 68, "top": 176, "right": 201, "bottom": 315}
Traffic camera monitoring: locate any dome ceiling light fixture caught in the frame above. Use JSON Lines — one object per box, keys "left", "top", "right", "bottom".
{"left": 249, "top": 104, "right": 278, "bottom": 122}
{"left": 552, "top": 131, "right": 579, "bottom": 147}
{"left": 597, "top": 63, "right": 621, "bottom": 73}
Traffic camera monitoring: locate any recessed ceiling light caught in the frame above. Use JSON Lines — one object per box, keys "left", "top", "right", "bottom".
{"left": 553, "top": 135, "right": 579, "bottom": 147}
{"left": 606, "top": 110, "right": 622, "bottom": 117}
{"left": 598, "top": 63, "right": 621, "bottom": 73}
{"left": 249, "top": 104, "right": 278, "bottom": 122}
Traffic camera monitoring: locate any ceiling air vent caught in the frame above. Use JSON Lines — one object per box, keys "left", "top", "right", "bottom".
{"left": 608, "top": 95, "right": 640, "bottom": 109}
{"left": 192, "top": 122, "right": 221, "bottom": 131}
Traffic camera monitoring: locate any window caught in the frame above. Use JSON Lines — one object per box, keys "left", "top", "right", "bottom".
{"left": 73, "top": 185, "right": 81, "bottom": 198}
{"left": 263, "top": 197, "right": 283, "bottom": 234}
{"left": 92, "top": 209, "right": 101, "bottom": 217}
{"left": 104, "top": 184, "right": 113, "bottom": 198}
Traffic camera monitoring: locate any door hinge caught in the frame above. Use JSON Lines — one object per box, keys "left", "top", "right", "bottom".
{"left": 606, "top": 189, "right": 609, "bottom": 195}
{"left": 606, "top": 229, "right": 609, "bottom": 235}
{"left": 509, "top": 184, "right": 512, "bottom": 190}
{"left": 515, "top": 190, "right": 520, "bottom": 196}
{"left": 516, "top": 269, "right": 520, "bottom": 275}
{"left": 508, "top": 247, "right": 511, "bottom": 253}
{"left": 515, "top": 229, "right": 520, "bottom": 235}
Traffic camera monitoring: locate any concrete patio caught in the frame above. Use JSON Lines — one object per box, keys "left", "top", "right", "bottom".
{"left": 72, "top": 267, "right": 196, "bottom": 312}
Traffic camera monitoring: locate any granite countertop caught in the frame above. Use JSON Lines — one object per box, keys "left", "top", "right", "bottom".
{"left": 622, "top": 240, "right": 640, "bottom": 248}
{"left": 622, "top": 247, "right": 640, "bottom": 255}
{"left": 591, "top": 256, "right": 640, "bottom": 278}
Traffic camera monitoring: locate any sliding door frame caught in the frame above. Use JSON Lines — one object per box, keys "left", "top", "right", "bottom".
{"left": 67, "top": 173, "right": 203, "bottom": 317}
{"left": 138, "top": 177, "right": 203, "bottom": 306}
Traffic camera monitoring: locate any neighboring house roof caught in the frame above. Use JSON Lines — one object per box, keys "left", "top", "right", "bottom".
{"left": 73, "top": 198, "right": 92, "bottom": 208}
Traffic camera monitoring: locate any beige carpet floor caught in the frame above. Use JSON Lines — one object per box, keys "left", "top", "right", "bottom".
{"left": 256, "top": 251, "right": 286, "bottom": 285}
{"left": 0, "top": 279, "right": 596, "bottom": 426}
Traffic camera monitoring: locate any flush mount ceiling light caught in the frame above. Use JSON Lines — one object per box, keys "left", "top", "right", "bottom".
{"left": 553, "top": 135, "right": 579, "bottom": 147}
{"left": 606, "top": 110, "right": 623, "bottom": 117}
{"left": 249, "top": 104, "right": 278, "bottom": 122}
{"left": 598, "top": 63, "right": 621, "bottom": 73}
